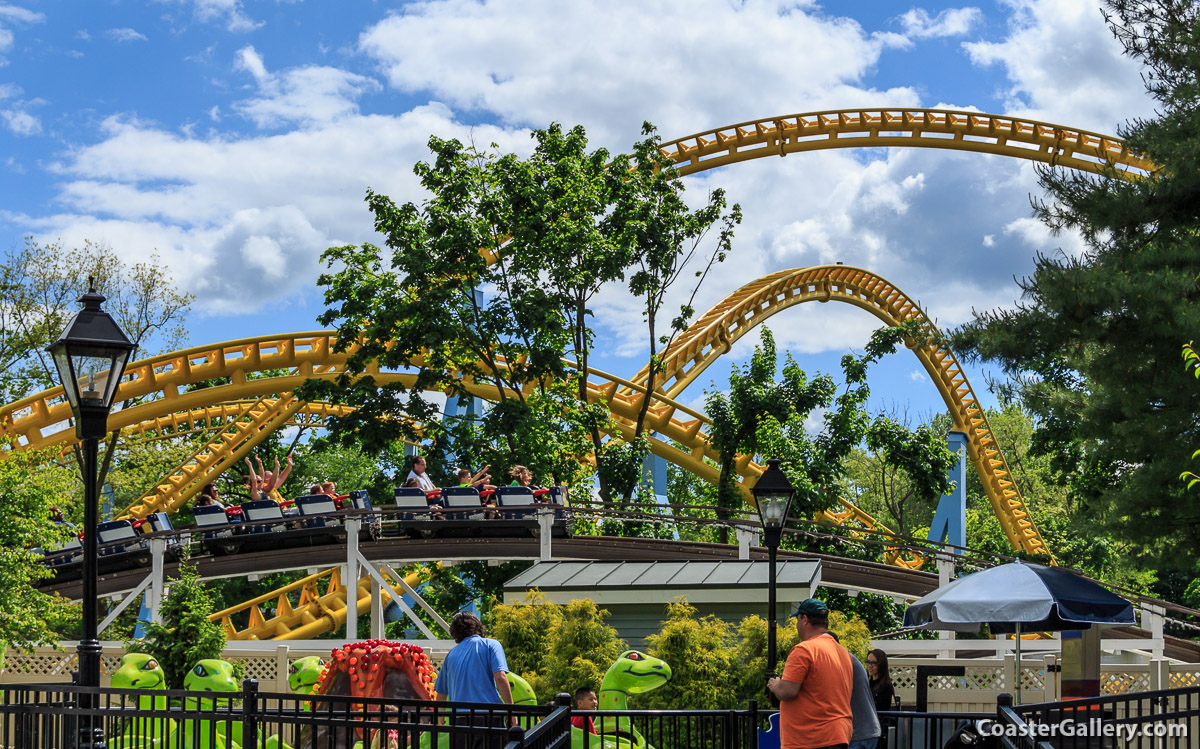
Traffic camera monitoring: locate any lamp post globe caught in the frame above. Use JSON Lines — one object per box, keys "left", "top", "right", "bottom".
{"left": 751, "top": 457, "right": 796, "bottom": 679}
{"left": 47, "top": 279, "right": 135, "bottom": 749}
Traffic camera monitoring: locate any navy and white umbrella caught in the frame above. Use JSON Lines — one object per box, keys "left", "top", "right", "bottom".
{"left": 903, "top": 561, "right": 1135, "bottom": 702}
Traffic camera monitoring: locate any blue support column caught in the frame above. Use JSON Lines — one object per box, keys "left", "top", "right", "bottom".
{"left": 132, "top": 594, "right": 152, "bottom": 640}
{"left": 641, "top": 438, "right": 678, "bottom": 539}
{"left": 926, "top": 430, "right": 967, "bottom": 553}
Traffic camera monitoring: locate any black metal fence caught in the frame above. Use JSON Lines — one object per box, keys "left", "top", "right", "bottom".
{"left": 8, "top": 680, "right": 1197, "bottom": 749}
{"left": 0, "top": 681, "right": 759, "bottom": 749}
{"left": 1008, "top": 685, "right": 1200, "bottom": 749}
{"left": 1, "top": 680, "right": 554, "bottom": 749}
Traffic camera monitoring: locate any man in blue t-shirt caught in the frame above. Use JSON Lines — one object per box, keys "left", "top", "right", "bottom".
{"left": 435, "top": 612, "right": 515, "bottom": 748}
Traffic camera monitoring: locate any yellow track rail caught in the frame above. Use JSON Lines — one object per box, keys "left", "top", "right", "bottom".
{"left": 4, "top": 107, "right": 1122, "bottom": 635}
{"left": 620, "top": 265, "right": 1046, "bottom": 557}
{"left": 209, "top": 565, "right": 425, "bottom": 641}
{"left": 116, "top": 393, "right": 306, "bottom": 520}
{"left": 0, "top": 267, "right": 1045, "bottom": 558}
{"left": 122, "top": 400, "right": 358, "bottom": 443}
{"left": 658, "top": 108, "right": 1151, "bottom": 178}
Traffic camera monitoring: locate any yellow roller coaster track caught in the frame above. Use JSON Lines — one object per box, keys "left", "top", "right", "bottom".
{"left": 116, "top": 392, "right": 306, "bottom": 520}
{"left": 208, "top": 565, "right": 426, "bottom": 641}
{"left": 657, "top": 108, "right": 1152, "bottom": 178}
{"left": 0, "top": 265, "right": 1044, "bottom": 558}
{"left": 115, "top": 400, "right": 420, "bottom": 521}
{"left": 121, "top": 400, "right": 358, "bottom": 443}
{"left": 4, "top": 107, "right": 1130, "bottom": 637}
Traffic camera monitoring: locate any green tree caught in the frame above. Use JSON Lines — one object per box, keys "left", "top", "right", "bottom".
{"left": 951, "top": 0, "right": 1200, "bottom": 568}
{"left": 541, "top": 599, "right": 626, "bottom": 700}
{"left": 642, "top": 599, "right": 739, "bottom": 710}
{"left": 614, "top": 124, "right": 741, "bottom": 444}
{"left": 732, "top": 614, "right": 798, "bottom": 708}
{"left": 488, "top": 591, "right": 565, "bottom": 687}
{"left": 0, "top": 238, "right": 192, "bottom": 403}
{"left": 706, "top": 326, "right": 956, "bottom": 541}
{"left": 303, "top": 122, "right": 741, "bottom": 501}
{"left": 0, "top": 442, "right": 78, "bottom": 653}
{"left": 129, "top": 557, "right": 226, "bottom": 689}
{"left": 489, "top": 593, "right": 625, "bottom": 701}
{"left": 302, "top": 130, "right": 613, "bottom": 490}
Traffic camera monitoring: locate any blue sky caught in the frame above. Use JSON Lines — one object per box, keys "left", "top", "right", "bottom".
{"left": 0, "top": 0, "right": 1156, "bottom": 425}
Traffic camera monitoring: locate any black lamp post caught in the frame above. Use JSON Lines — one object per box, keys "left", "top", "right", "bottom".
{"left": 47, "top": 280, "right": 135, "bottom": 749}
{"left": 752, "top": 457, "right": 796, "bottom": 678}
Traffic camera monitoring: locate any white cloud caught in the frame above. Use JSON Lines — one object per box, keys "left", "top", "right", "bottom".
{"left": 0, "top": 4, "right": 43, "bottom": 24}
{"left": 900, "top": 7, "right": 983, "bottom": 39}
{"left": 233, "top": 46, "right": 381, "bottom": 128}
{"left": 358, "top": 0, "right": 919, "bottom": 145}
{"left": 0, "top": 2, "right": 43, "bottom": 61}
{"left": 982, "top": 234, "right": 995, "bottom": 247}
{"left": 2, "top": 106, "right": 39, "bottom": 134}
{"left": 156, "top": 0, "right": 262, "bottom": 33}
{"left": 106, "top": 27, "right": 148, "bottom": 43}
{"left": 909, "top": 370, "right": 927, "bottom": 383}
{"left": 963, "top": 0, "right": 1152, "bottom": 133}
{"left": 0, "top": 83, "right": 39, "bottom": 134}
{"left": 33, "top": 103, "right": 531, "bottom": 314}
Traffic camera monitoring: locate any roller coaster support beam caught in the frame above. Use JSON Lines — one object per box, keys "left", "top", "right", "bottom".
{"left": 734, "top": 524, "right": 758, "bottom": 560}
{"left": 379, "top": 563, "right": 451, "bottom": 636}
{"left": 343, "top": 518, "right": 446, "bottom": 639}
{"left": 538, "top": 506, "right": 554, "bottom": 561}
{"left": 926, "top": 431, "right": 968, "bottom": 553}
{"left": 98, "top": 538, "right": 167, "bottom": 637}
{"left": 936, "top": 555, "right": 957, "bottom": 657}
{"left": 345, "top": 519, "right": 358, "bottom": 641}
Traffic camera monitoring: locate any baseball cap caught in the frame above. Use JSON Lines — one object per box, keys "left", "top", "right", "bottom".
{"left": 792, "top": 598, "right": 829, "bottom": 618}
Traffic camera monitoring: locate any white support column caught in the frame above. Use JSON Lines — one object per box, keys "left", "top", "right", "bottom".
{"left": 735, "top": 525, "right": 758, "bottom": 561}
{"left": 370, "top": 576, "right": 384, "bottom": 640}
{"left": 354, "top": 555, "right": 435, "bottom": 638}
{"left": 936, "top": 555, "right": 956, "bottom": 658}
{"left": 345, "top": 518, "right": 360, "bottom": 641}
{"left": 1042, "top": 654, "right": 1058, "bottom": 703}
{"left": 538, "top": 507, "right": 553, "bottom": 561}
{"left": 148, "top": 538, "right": 167, "bottom": 625}
{"left": 97, "top": 573, "right": 153, "bottom": 636}
{"left": 1003, "top": 652, "right": 1018, "bottom": 703}
{"left": 1141, "top": 603, "right": 1165, "bottom": 659}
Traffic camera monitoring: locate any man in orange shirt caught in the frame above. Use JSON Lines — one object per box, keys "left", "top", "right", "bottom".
{"left": 767, "top": 598, "right": 854, "bottom": 749}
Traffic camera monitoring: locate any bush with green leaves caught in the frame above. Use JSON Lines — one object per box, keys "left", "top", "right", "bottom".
{"left": 128, "top": 557, "right": 226, "bottom": 689}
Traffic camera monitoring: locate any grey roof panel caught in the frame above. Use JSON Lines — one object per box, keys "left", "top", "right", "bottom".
{"left": 504, "top": 560, "right": 820, "bottom": 591}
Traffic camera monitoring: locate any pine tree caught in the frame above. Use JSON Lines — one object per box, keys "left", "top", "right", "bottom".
{"left": 953, "top": 0, "right": 1200, "bottom": 567}
{"left": 129, "top": 557, "right": 226, "bottom": 689}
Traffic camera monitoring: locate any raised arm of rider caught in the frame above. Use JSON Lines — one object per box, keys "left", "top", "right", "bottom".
{"left": 276, "top": 452, "right": 294, "bottom": 488}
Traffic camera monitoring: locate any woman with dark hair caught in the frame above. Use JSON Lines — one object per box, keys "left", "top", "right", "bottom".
{"left": 867, "top": 648, "right": 895, "bottom": 747}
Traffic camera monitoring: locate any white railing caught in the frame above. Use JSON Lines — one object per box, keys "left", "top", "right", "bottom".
{"left": 0, "top": 640, "right": 455, "bottom": 692}
{"left": 885, "top": 655, "right": 1197, "bottom": 712}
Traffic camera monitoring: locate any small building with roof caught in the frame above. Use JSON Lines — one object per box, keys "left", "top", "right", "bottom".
{"left": 502, "top": 559, "right": 822, "bottom": 649}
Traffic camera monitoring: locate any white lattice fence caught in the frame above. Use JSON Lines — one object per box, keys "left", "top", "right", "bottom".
{"left": 1102, "top": 671, "right": 1151, "bottom": 695}
{"left": 229, "top": 656, "right": 277, "bottom": 685}
{"left": 1169, "top": 667, "right": 1200, "bottom": 689}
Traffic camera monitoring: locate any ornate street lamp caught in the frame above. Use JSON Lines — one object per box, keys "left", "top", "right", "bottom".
{"left": 48, "top": 280, "right": 135, "bottom": 749}
{"left": 752, "top": 457, "right": 796, "bottom": 678}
